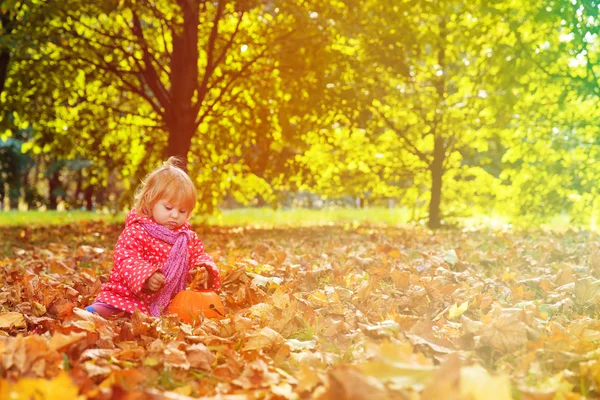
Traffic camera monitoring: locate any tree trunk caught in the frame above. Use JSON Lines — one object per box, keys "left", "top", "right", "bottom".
{"left": 95, "top": 185, "right": 105, "bottom": 208}
{"left": 355, "top": 196, "right": 366, "bottom": 208}
{"left": 164, "top": 1, "right": 201, "bottom": 171}
{"left": 48, "top": 170, "right": 60, "bottom": 210}
{"left": 74, "top": 170, "right": 83, "bottom": 207}
{"left": 84, "top": 184, "right": 94, "bottom": 211}
{"left": 8, "top": 186, "right": 19, "bottom": 210}
{"left": 0, "top": 10, "right": 12, "bottom": 96}
{"left": 428, "top": 17, "right": 448, "bottom": 230}
{"left": 0, "top": 51, "right": 9, "bottom": 96}
{"left": 0, "top": 182, "right": 5, "bottom": 210}
{"left": 428, "top": 136, "right": 445, "bottom": 229}
{"left": 165, "top": 115, "right": 195, "bottom": 169}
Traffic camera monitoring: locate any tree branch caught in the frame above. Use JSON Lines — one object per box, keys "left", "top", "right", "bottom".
{"left": 372, "top": 106, "right": 430, "bottom": 165}
{"left": 131, "top": 10, "right": 171, "bottom": 109}
{"left": 197, "top": 0, "right": 226, "bottom": 101}
{"left": 75, "top": 55, "right": 164, "bottom": 116}
{"left": 194, "top": 44, "right": 270, "bottom": 126}
{"left": 212, "top": 11, "right": 245, "bottom": 69}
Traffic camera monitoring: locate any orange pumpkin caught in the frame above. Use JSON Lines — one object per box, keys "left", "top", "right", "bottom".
{"left": 167, "top": 289, "right": 225, "bottom": 324}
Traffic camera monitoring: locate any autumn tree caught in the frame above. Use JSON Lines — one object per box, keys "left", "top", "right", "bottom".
{"left": 0, "top": 0, "right": 66, "bottom": 210}
{"left": 496, "top": 0, "right": 600, "bottom": 224}
{"left": 298, "top": 0, "right": 527, "bottom": 228}
{"left": 51, "top": 0, "right": 311, "bottom": 169}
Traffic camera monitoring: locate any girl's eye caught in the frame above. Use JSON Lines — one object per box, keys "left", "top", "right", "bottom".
{"left": 165, "top": 206, "right": 172, "bottom": 210}
{"left": 180, "top": 210, "right": 187, "bottom": 214}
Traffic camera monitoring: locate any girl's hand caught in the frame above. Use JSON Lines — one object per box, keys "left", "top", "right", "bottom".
{"left": 189, "top": 266, "right": 209, "bottom": 289}
{"left": 143, "top": 271, "right": 166, "bottom": 292}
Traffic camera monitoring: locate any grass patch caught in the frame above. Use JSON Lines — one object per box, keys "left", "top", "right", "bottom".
{"left": 199, "top": 207, "right": 413, "bottom": 227}
{"left": 0, "top": 210, "right": 124, "bottom": 226}
{"left": 0, "top": 207, "right": 413, "bottom": 228}
{"left": 0, "top": 207, "right": 581, "bottom": 231}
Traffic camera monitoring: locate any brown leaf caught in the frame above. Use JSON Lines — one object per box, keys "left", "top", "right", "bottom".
{"left": 242, "top": 327, "right": 284, "bottom": 352}
{"left": 186, "top": 343, "right": 215, "bottom": 371}
{"left": 480, "top": 309, "right": 529, "bottom": 353}
{"left": 232, "top": 359, "right": 280, "bottom": 389}
{"left": 390, "top": 269, "right": 411, "bottom": 289}
{"left": 2, "top": 335, "right": 60, "bottom": 376}
{"left": 322, "top": 366, "right": 390, "bottom": 400}
{"left": 98, "top": 369, "right": 148, "bottom": 390}
{"left": 48, "top": 331, "right": 87, "bottom": 352}
{"left": 405, "top": 320, "right": 455, "bottom": 354}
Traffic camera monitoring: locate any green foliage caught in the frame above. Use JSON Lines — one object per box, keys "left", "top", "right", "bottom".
{"left": 1, "top": 0, "right": 600, "bottom": 227}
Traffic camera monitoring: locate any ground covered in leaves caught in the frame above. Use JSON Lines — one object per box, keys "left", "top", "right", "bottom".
{"left": 1, "top": 221, "right": 600, "bottom": 399}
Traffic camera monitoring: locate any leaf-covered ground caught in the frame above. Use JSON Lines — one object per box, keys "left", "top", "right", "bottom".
{"left": 1, "top": 222, "right": 600, "bottom": 399}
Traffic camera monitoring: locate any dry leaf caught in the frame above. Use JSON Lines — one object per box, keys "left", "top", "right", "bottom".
{"left": 186, "top": 343, "right": 215, "bottom": 371}
{"left": 0, "top": 371, "right": 83, "bottom": 400}
{"left": 0, "top": 312, "right": 26, "bottom": 330}
{"left": 480, "top": 310, "right": 529, "bottom": 353}
{"left": 324, "top": 366, "right": 390, "bottom": 400}
{"left": 572, "top": 277, "right": 600, "bottom": 305}
{"left": 243, "top": 327, "right": 284, "bottom": 352}
{"left": 49, "top": 332, "right": 88, "bottom": 352}
{"left": 460, "top": 365, "right": 511, "bottom": 400}
{"left": 447, "top": 301, "right": 469, "bottom": 320}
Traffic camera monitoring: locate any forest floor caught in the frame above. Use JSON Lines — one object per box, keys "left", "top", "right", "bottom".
{"left": 0, "top": 220, "right": 599, "bottom": 399}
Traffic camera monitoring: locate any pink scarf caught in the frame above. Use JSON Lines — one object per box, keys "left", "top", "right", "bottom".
{"left": 142, "top": 223, "right": 191, "bottom": 316}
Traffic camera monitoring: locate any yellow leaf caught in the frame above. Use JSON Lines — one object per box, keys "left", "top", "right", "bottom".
{"left": 573, "top": 277, "right": 600, "bottom": 305}
{"left": 0, "top": 312, "right": 26, "bottom": 330}
{"left": 173, "top": 384, "right": 193, "bottom": 396}
{"left": 390, "top": 270, "right": 411, "bottom": 289}
{"left": 308, "top": 291, "right": 329, "bottom": 307}
{"left": 388, "top": 250, "right": 404, "bottom": 259}
{"left": 271, "top": 288, "right": 292, "bottom": 309}
{"left": 49, "top": 332, "right": 87, "bottom": 352}
{"left": 243, "top": 327, "right": 284, "bottom": 352}
{"left": 0, "top": 372, "right": 84, "bottom": 400}
{"left": 460, "top": 365, "right": 511, "bottom": 400}
{"left": 501, "top": 268, "right": 516, "bottom": 282}
{"left": 448, "top": 301, "right": 469, "bottom": 320}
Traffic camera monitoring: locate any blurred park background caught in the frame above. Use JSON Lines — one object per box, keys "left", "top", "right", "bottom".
{"left": 0, "top": 0, "right": 598, "bottom": 229}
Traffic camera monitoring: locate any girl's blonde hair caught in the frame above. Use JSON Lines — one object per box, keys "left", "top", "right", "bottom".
{"left": 134, "top": 157, "right": 197, "bottom": 216}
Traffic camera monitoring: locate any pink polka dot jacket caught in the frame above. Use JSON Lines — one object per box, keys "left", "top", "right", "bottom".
{"left": 95, "top": 208, "right": 221, "bottom": 315}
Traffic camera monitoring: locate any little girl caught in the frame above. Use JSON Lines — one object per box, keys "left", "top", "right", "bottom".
{"left": 86, "top": 158, "right": 221, "bottom": 318}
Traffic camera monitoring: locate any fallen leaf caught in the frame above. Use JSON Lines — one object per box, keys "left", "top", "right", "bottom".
{"left": 0, "top": 312, "right": 26, "bottom": 330}
{"left": 243, "top": 327, "right": 285, "bottom": 352}
{"left": 460, "top": 364, "right": 511, "bottom": 400}
{"left": 326, "top": 366, "right": 390, "bottom": 400}
{"left": 572, "top": 277, "right": 600, "bottom": 305}
{"left": 480, "top": 309, "right": 529, "bottom": 353}
{"left": 286, "top": 338, "right": 316, "bottom": 351}
{"left": 49, "top": 332, "right": 88, "bottom": 352}
{"left": 448, "top": 301, "right": 469, "bottom": 320}
{"left": 186, "top": 343, "right": 215, "bottom": 371}
{"left": 0, "top": 371, "right": 83, "bottom": 400}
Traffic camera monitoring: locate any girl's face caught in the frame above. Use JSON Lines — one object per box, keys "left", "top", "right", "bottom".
{"left": 151, "top": 198, "right": 191, "bottom": 230}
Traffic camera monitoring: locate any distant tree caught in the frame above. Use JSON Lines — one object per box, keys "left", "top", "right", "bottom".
{"left": 495, "top": 0, "right": 600, "bottom": 224}
{"left": 299, "top": 0, "right": 527, "bottom": 228}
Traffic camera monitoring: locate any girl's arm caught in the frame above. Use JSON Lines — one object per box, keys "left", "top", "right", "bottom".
{"left": 113, "top": 224, "right": 162, "bottom": 295}
{"left": 189, "top": 233, "right": 221, "bottom": 290}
